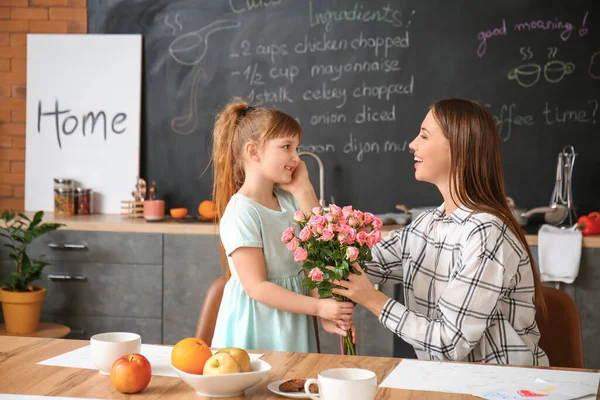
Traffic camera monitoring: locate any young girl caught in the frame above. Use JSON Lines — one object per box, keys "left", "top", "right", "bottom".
{"left": 331, "top": 99, "right": 549, "bottom": 366}
{"left": 211, "top": 100, "right": 354, "bottom": 353}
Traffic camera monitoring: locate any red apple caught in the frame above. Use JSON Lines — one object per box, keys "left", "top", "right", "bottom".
{"left": 110, "top": 353, "right": 152, "bottom": 393}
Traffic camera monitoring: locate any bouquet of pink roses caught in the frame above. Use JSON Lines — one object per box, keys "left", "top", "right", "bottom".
{"left": 281, "top": 204, "right": 383, "bottom": 356}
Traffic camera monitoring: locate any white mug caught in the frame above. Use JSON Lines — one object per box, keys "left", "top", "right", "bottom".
{"left": 304, "top": 368, "right": 377, "bottom": 400}
{"left": 90, "top": 332, "right": 141, "bottom": 375}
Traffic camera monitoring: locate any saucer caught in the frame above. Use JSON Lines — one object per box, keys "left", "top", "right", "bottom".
{"left": 144, "top": 215, "right": 166, "bottom": 222}
{"left": 267, "top": 380, "right": 311, "bottom": 398}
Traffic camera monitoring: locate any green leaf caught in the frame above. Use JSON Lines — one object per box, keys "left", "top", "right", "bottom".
{"left": 30, "top": 211, "right": 43, "bottom": 227}
{"left": 302, "top": 277, "right": 314, "bottom": 286}
{"left": 318, "top": 288, "right": 332, "bottom": 298}
{"left": 17, "top": 213, "right": 31, "bottom": 223}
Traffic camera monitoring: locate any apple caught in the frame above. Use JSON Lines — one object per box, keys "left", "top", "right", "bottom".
{"left": 110, "top": 353, "right": 152, "bottom": 394}
{"left": 202, "top": 352, "right": 241, "bottom": 376}
{"left": 216, "top": 347, "right": 252, "bottom": 373}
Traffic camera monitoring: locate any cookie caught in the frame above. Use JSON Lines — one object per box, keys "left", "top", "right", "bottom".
{"left": 279, "top": 379, "right": 306, "bottom": 392}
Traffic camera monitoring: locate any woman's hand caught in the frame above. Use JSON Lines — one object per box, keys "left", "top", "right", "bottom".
{"left": 320, "top": 319, "right": 358, "bottom": 344}
{"left": 331, "top": 264, "right": 390, "bottom": 317}
{"left": 317, "top": 298, "right": 354, "bottom": 325}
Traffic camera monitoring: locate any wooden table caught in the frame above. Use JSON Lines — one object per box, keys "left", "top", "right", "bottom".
{"left": 0, "top": 336, "right": 598, "bottom": 399}
{"left": 0, "top": 322, "right": 71, "bottom": 338}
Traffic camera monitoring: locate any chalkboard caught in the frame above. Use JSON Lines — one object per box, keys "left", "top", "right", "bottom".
{"left": 88, "top": 0, "right": 599, "bottom": 216}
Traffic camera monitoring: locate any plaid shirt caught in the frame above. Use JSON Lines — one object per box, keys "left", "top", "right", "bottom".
{"left": 368, "top": 204, "right": 549, "bottom": 366}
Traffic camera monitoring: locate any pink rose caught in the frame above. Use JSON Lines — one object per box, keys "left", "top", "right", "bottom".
{"left": 309, "top": 215, "right": 327, "bottom": 226}
{"left": 286, "top": 237, "right": 301, "bottom": 251}
{"left": 363, "top": 212, "right": 375, "bottom": 224}
{"left": 329, "top": 204, "right": 342, "bottom": 216}
{"left": 325, "top": 213, "right": 336, "bottom": 223}
{"left": 299, "top": 227, "right": 312, "bottom": 242}
{"left": 312, "top": 206, "right": 322, "bottom": 215}
{"left": 281, "top": 227, "right": 295, "bottom": 243}
{"left": 342, "top": 206, "right": 354, "bottom": 218}
{"left": 293, "top": 210, "right": 306, "bottom": 222}
{"left": 366, "top": 231, "right": 381, "bottom": 249}
{"left": 371, "top": 229, "right": 382, "bottom": 244}
{"left": 348, "top": 217, "right": 357, "bottom": 226}
{"left": 346, "top": 246, "right": 359, "bottom": 262}
{"left": 371, "top": 217, "right": 383, "bottom": 230}
{"left": 338, "top": 226, "right": 356, "bottom": 246}
{"left": 356, "top": 231, "right": 368, "bottom": 246}
{"left": 294, "top": 247, "right": 308, "bottom": 262}
{"left": 328, "top": 224, "right": 339, "bottom": 232}
{"left": 308, "top": 267, "right": 323, "bottom": 282}
{"left": 337, "top": 217, "right": 348, "bottom": 226}
{"left": 318, "top": 229, "right": 334, "bottom": 241}
{"left": 310, "top": 223, "right": 323, "bottom": 235}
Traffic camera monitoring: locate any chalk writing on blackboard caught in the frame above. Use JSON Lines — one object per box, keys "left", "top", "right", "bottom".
{"left": 169, "top": 19, "right": 241, "bottom": 66}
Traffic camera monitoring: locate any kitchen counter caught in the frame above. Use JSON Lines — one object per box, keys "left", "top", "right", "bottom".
{"left": 21, "top": 213, "right": 600, "bottom": 248}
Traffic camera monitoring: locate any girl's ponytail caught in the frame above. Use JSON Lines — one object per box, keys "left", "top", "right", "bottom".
{"left": 212, "top": 100, "right": 249, "bottom": 278}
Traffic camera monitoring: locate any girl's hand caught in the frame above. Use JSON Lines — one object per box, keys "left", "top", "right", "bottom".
{"left": 317, "top": 298, "right": 354, "bottom": 325}
{"left": 279, "top": 160, "right": 310, "bottom": 195}
{"left": 331, "top": 264, "right": 389, "bottom": 317}
{"left": 320, "top": 319, "right": 358, "bottom": 344}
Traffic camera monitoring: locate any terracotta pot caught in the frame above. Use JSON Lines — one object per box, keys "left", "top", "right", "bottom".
{"left": 0, "top": 287, "right": 46, "bottom": 334}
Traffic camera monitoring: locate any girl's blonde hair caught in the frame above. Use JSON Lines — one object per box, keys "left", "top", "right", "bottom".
{"left": 431, "top": 98, "right": 546, "bottom": 317}
{"left": 211, "top": 99, "right": 302, "bottom": 276}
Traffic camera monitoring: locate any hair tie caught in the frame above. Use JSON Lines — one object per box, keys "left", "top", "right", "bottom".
{"left": 240, "top": 106, "right": 255, "bottom": 118}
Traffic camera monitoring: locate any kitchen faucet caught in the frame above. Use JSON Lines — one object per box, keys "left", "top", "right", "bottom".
{"left": 299, "top": 152, "right": 325, "bottom": 207}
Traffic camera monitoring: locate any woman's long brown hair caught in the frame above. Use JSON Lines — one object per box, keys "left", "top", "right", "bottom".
{"left": 211, "top": 99, "right": 302, "bottom": 277}
{"left": 431, "top": 98, "right": 546, "bottom": 316}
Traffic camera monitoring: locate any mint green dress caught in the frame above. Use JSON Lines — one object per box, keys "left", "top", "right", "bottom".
{"left": 212, "top": 188, "right": 318, "bottom": 353}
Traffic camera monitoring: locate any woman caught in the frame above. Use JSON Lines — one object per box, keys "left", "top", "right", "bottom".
{"left": 332, "top": 99, "right": 549, "bottom": 366}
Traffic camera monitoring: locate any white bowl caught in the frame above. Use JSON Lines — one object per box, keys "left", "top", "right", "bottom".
{"left": 90, "top": 332, "right": 141, "bottom": 375}
{"left": 171, "top": 359, "right": 271, "bottom": 398}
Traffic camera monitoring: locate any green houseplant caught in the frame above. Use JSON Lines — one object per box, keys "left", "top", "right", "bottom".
{"left": 0, "top": 210, "right": 64, "bottom": 334}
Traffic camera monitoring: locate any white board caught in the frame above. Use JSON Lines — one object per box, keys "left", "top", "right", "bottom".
{"left": 25, "top": 34, "right": 142, "bottom": 214}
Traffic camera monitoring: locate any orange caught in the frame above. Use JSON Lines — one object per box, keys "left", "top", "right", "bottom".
{"left": 198, "top": 200, "right": 216, "bottom": 219}
{"left": 170, "top": 208, "right": 187, "bottom": 219}
{"left": 171, "top": 337, "right": 212, "bottom": 375}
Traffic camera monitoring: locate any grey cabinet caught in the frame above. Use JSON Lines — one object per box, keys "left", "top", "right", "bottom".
{"left": 0, "top": 231, "right": 163, "bottom": 343}
{"left": 162, "top": 233, "right": 224, "bottom": 345}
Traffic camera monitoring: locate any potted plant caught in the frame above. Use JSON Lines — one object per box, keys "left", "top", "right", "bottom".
{"left": 0, "top": 210, "right": 64, "bottom": 334}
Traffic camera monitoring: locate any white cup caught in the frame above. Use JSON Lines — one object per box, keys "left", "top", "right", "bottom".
{"left": 304, "top": 368, "right": 377, "bottom": 400}
{"left": 90, "top": 332, "right": 142, "bottom": 375}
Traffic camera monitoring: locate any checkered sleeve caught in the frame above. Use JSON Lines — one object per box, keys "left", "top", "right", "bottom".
{"left": 379, "top": 220, "right": 511, "bottom": 361}
{"left": 365, "top": 227, "right": 408, "bottom": 286}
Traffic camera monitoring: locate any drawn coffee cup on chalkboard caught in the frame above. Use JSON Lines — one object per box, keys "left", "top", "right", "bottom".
{"left": 543, "top": 60, "right": 575, "bottom": 83}
{"left": 507, "top": 63, "right": 541, "bottom": 88}
{"left": 169, "top": 19, "right": 241, "bottom": 65}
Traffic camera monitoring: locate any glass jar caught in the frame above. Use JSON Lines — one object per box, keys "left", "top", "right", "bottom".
{"left": 53, "top": 178, "right": 74, "bottom": 192}
{"left": 54, "top": 188, "right": 75, "bottom": 216}
{"left": 75, "top": 188, "right": 93, "bottom": 215}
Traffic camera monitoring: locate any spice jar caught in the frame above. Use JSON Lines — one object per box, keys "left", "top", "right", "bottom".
{"left": 54, "top": 188, "right": 75, "bottom": 216}
{"left": 75, "top": 188, "right": 93, "bottom": 215}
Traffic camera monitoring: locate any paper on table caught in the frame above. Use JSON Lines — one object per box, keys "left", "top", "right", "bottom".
{"left": 476, "top": 378, "right": 594, "bottom": 399}
{"left": 37, "top": 344, "right": 263, "bottom": 377}
{"left": 380, "top": 359, "right": 599, "bottom": 398}
{"left": 0, "top": 396, "right": 103, "bottom": 400}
